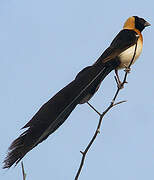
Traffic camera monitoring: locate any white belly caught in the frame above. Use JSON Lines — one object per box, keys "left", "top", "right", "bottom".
{"left": 118, "top": 40, "right": 143, "bottom": 69}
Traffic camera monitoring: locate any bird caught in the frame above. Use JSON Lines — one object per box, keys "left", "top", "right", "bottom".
{"left": 3, "top": 16, "right": 150, "bottom": 169}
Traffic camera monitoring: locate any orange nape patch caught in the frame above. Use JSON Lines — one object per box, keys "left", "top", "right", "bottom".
{"left": 123, "top": 16, "right": 135, "bottom": 30}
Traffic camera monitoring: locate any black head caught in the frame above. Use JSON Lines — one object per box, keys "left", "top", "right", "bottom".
{"left": 134, "top": 16, "right": 151, "bottom": 32}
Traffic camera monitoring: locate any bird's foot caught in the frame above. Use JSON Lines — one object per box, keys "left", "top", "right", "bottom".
{"left": 117, "top": 80, "right": 124, "bottom": 89}
{"left": 124, "top": 66, "right": 131, "bottom": 73}
{"left": 114, "top": 75, "right": 124, "bottom": 89}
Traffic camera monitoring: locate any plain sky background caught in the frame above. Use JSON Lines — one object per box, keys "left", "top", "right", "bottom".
{"left": 0, "top": 0, "right": 154, "bottom": 180}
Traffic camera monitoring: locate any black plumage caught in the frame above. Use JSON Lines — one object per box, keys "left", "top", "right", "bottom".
{"left": 3, "top": 16, "right": 150, "bottom": 168}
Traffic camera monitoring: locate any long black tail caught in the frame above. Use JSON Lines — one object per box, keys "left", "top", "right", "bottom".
{"left": 3, "top": 59, "right": 120, "bottom": 168}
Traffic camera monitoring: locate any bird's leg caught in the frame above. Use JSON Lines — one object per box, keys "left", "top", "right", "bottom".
{"left": 115, "top": 69, "right": 121, "bottom": 84}
{"left": 124, "top": 64, "right": 131, "bottom": 73}
{"left": 114, "top": 69, "right": 124, "bottom": 89}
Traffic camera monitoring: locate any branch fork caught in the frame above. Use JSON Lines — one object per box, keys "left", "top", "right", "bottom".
{"left": 74, "top": 42, "right": 138, "bottom": 180}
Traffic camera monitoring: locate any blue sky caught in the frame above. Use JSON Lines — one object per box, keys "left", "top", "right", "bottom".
{"left": 0, "top": 0, "right": 154, "bottom": 179}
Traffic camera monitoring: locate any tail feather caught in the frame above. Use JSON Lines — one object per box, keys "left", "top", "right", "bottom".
{"left": 3, "top": 131, "right": 32, "bottom": 168}
{"left": 3, "top": 59, "right": 120, "bottom": 168}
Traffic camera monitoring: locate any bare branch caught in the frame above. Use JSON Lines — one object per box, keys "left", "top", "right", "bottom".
{"left": 21, "top": 161, "right": 26, "bottom": 180}
{"left": 74, "top": 42, "right": 138, "bottom": 180}
{"left": 113, "top": 100, "right": 127, "bottom": 107}
{"left": 87, "top": 102, "right": 101, "bottom": 116}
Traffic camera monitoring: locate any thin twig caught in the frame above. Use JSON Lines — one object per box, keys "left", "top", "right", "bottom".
{"left": 87, "top": 102, "right": 101, "bottom": 116}
{"left": 113, "top": 100, "right": 127, "bottom": 106}
{"left": 74, "top": 41, "right": 138, "bottom": 180}
{"left": 21, "top": 161, "right": 26, "bottom": 180}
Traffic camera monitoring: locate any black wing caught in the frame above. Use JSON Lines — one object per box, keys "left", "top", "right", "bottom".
{"left": 95, "top": 29, "right": 138, "bottom": 64}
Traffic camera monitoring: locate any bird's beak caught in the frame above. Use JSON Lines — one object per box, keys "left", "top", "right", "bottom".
{"left": 144, "top": 21, "right": 151, "bottom": 27}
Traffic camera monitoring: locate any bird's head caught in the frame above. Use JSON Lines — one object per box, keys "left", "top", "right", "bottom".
{"left": 123, "top": 16, "right": 151, "bottom": 32}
